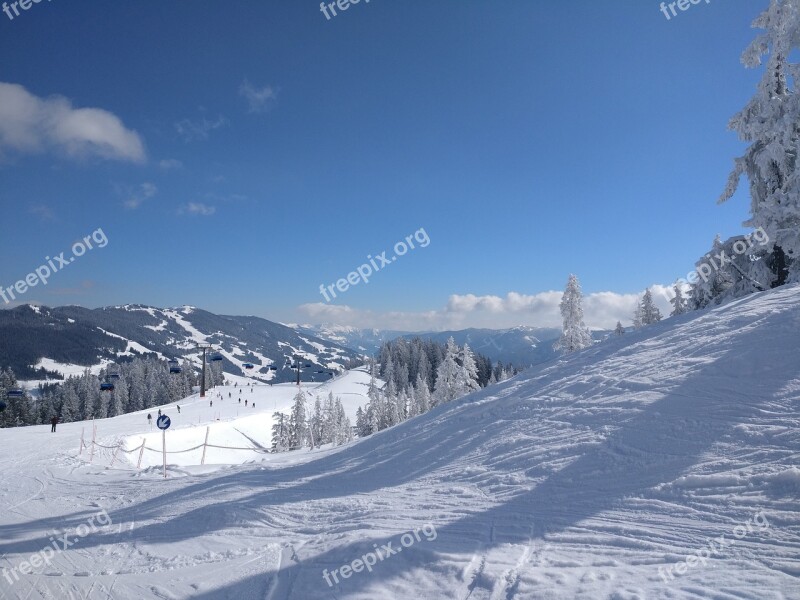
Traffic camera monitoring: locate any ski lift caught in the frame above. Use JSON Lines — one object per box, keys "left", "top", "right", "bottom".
{"left": 304, "top": 363, "right": 312, "bottom": 368}
{"left": 243, "top": 363, "right": 254, "bottom": 370}
{"left": 210, "top": 352, "right": 223, "bottom": 362}
{"left": 168, "top": 360, "right": 182, "bottom": 374}
{"left": 7, "top": 388, "right": 23, "bottom": 398}
{"left": 100, "top": 383, "right": 115, "bottom": 392}
{"left": 110, "top": 372, "right": 120, "bottom": 379}
{"left": 0, "top": 400, "right": 6, "bottom": 412}
{"left": 268, "top": 366, "right": 277, "bottom": 371}
{"left": 316, "top": 370, "right": 325, "bottom": 374}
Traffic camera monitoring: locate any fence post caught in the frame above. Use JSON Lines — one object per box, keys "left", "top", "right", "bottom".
{"left": 89, "top": 421, "right": 96, "bottom": 464}
{"left": 79, "top": 427, "right": 84, "bottom": 455}
{"left": 201, "top": 426, "right": 210, "bottom": 466}
{"left": 162, "top": 428, "right": 167, "bottom": 479}
{"left": 137, "top": 439, "right": 145, "bottom": 469}
{"left": 110, "top": 442, "right": 121, "bottom": 467}
{"left": 200, "top": 427, "right": 211, "bottom": 465}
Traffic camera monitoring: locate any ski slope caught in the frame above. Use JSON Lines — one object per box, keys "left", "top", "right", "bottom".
{"left": 1, "top": 287, "right": 799, "bottom": 599}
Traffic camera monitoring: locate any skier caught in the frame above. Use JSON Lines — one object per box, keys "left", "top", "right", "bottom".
{"left": 228, "top": 392, "right": 231, "bottom": 399}
{"left": 177, "top": 405, "right": 181, "bottom": 414}
{"left": 50, "top": 415, "right": 58, "bottom": 433}
{"left": 158, "top": 409, "right": 162, "bottom": 417}
{"left": 238, "top": 398, "right": 241, "bottom": 404}
{"left": 245, "top": 400, "right": 248, "bottom": 407}
{"left": 252, "top": 403, "right": 255, "bottom": 409}
{"left": 210, "top": 400, "right": 213, "bottom": 407}
{"left": 147, "top": 413, "right": 152, "bottom": 427}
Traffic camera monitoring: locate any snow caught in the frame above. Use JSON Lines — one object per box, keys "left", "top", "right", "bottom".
{"left": 31, "top": 357, "right": 109, "bottom": 379}
{"left": 1, "top": 286, "right": 799, "bottom": 599}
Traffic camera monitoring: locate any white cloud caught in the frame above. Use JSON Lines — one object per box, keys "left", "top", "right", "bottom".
{"left": 120, "top": 182, "right": 157, "bottom": 210}
{"left": 180, "top": 202, "right": 216, "bottom": 216}
{"left": 0, "top": 82, "right": 146, "bottom": 163}
{"left": 239, "top": 80, "right": 278, "bottom": 113}
{"left": 29, "top": 204, "right": 56, "bottom": 221}
{"left": 298, "top": 286, "right": 677, "bottom": 331}
{"left": 158, "top": 158, "right": 183, "bottom": 170}
{"left": 175, "top": 116, "right": 227, "bottom": 142}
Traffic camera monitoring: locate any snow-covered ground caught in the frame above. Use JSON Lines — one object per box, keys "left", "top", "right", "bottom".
{"left": 1, "top": 287, "right": 799, "bottom": 599}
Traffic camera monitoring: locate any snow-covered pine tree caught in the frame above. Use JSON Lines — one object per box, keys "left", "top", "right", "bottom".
{"left": 271, "top": 412, "right": 290, "bottom": 452}
{"left": 716, "top": 0, "right": 800, "bottom": 289}
{"left": 670, "top": 283, "right": 689, "bottom": 316}
{"left": 309, "top": 396, "right": 324, "bottom": 448}
{"left": 433, "top": 337, "right": 461, "bottom": 405}
{"left": 413, "top": 372, "right": 431, "bottom": 416}
{"left": 640, "top": 289, "right": 663, "bottom": 325}
{"left": 614, "top": 321, "right": 625, "bottom": 335}
{"left": 289, "top": 389, "right": 308, "bottom": 450}
{"left": 355, "top": 406, "right": 369, "bottom": 437}
{"left": 457, "top": 343, "right": 481, "bottom": 395}
{"left": 633, "top": 302, "right": 644, "bottom": 330}
{"left": 554, "top": 274, "right": 593, "bottom": 354}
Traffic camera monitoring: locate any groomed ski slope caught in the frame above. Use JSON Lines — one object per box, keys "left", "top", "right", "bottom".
{"left": 1, "top": 286, "right": 799, "bottom": 599}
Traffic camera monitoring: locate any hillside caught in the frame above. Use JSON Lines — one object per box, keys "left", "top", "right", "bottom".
{"left": 0, "top": 286, "right": 798, "bottom": 599}
{"left": 0, "top": 304, "right": 360, "bottom": 383}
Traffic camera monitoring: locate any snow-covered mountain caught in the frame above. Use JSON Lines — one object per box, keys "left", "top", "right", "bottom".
{"left": 0, "top": 304, "right": 360, "bottom": 383}
{"left": 294, "top": 324, "right": 580, "bottom": 367}
{"left": 1, "top": 286, "right": 797, "bottom": 599}
{"left": 291, "top": 324, "right": 405, "bottom": 356}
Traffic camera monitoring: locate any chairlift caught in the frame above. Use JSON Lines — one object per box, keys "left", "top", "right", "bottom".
{"left": 243, "top": 363, "right": 255, "bottom": 370}
{"left": 304, "top": 363, "right": 312, "bottom": 368}
{"left": 168, "top": 360, "right": 182, "bottom": 374}
{"left": 210, "top": 352, "right": 223, "bottom": 362}
{"left": 268, "top": 366, "right": 277, "bottom": 371}
{"left": 100, "top": 383, "right": 115, "bottom": 392}
{"left": 7, "top": 388, "right": 24, "bottom": 398}
{"left": 0, "top": 400, "right": 6, "bottom": 412}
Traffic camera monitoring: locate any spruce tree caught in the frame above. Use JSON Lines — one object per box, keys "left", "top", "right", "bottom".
{"left": 554, "top": 274, "right": 593, "bottom": 354}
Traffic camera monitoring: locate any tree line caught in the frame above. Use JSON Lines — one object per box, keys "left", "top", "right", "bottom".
{"left": 0, "top": 356, "right": 224, "bottom": 428}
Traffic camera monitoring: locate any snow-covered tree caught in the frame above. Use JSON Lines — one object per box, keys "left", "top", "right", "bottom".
{"left": 632, "top": 303, "right": 644, "bottom": 330}
{"left": 271, "top": 412, "right": 290, "bottom": 452}
{"left": 554, "top": 274, "right": 593, "bottom": 354}
{"left": 457, "top": 343, "right": 481, "bottom": 395}
{"left": 289, "top": 389, "right": 308, "bottom": 450}
{"left": 716, "top": 0, "right": 800, "bottom": 291}
{"left": 413, "top": 373, "right": 431, "bottom": 416}
{"left": 433, "top": 337, "right": 462, "bottom": 405}
{"left": 670, "top": 283, "right": 689, "bottom": 316}
{"left": 614, "top": 321, "right": 625, "bottom": 335}
{"left": 640, "top": 289, "right": 663, "bottom": 325}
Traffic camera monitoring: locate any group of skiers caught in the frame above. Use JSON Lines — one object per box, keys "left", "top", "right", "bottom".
{"left": 145, "top": 384, "right": 263, "bottom": 425}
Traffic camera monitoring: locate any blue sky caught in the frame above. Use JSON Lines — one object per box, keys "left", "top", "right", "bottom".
{"left": 0, "top": 0, "right": 770, "bottom": 330}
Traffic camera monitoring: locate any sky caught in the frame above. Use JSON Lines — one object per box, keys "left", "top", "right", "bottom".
{"left": 0, "top": 0, "right": 774, "bottom": 331}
